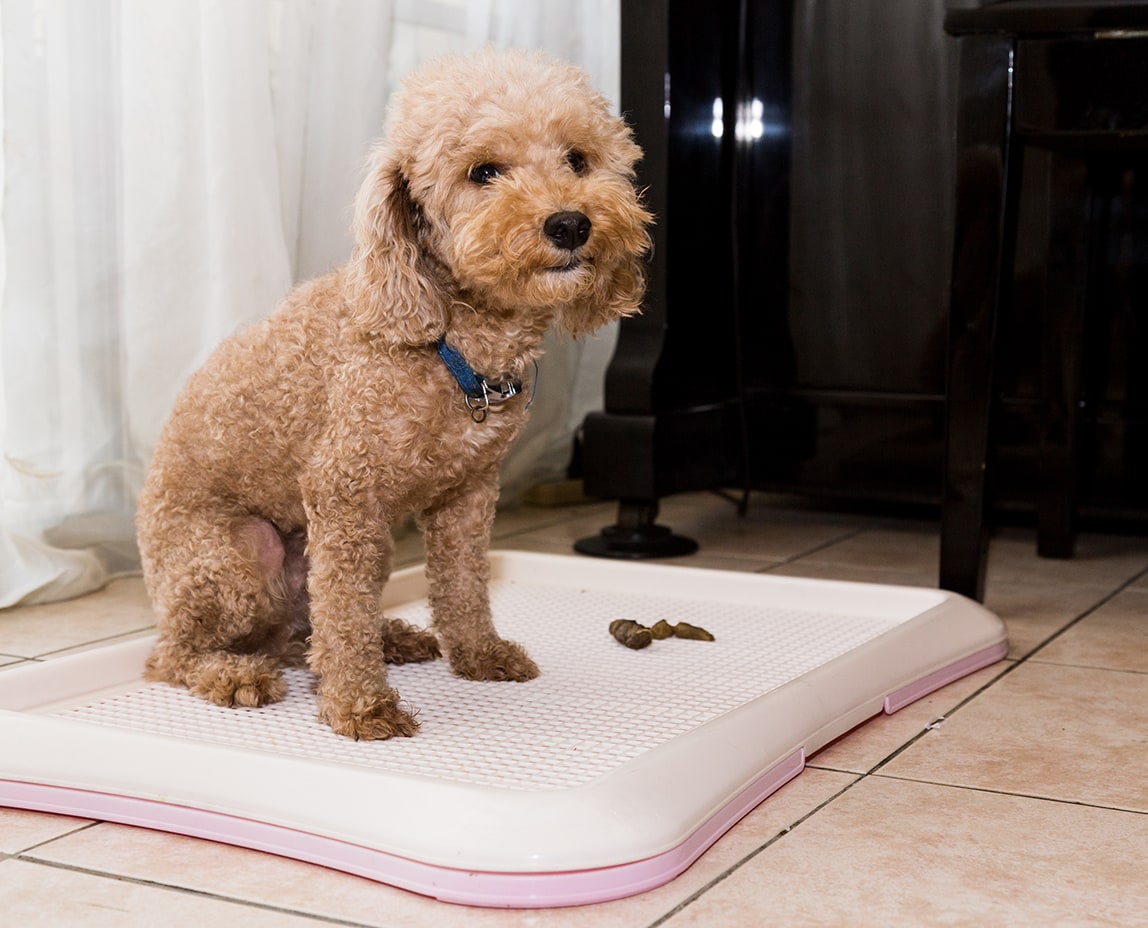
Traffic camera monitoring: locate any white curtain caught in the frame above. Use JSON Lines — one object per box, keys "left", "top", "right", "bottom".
{"left": 0, "top": 0, "right": 621, "bottom": 607}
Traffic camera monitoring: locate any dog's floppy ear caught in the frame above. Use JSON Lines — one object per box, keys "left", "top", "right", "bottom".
{"left": 344, "top": 149, "right": 451, "bottom": 345}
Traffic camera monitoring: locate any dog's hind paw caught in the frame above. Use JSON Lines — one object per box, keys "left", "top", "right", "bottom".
{"left": 448, "top": 638, "right": 539, "bottom": 682}
{"left": 381, "top": 617, "right": 442, "bottom": 664}
{"left": 319, "top": 692, "right": 420, "bottom": 741}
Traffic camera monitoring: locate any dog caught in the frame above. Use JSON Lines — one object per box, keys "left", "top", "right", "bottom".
{"left": 135, "top": 48, "right": 651, "bottom": 740}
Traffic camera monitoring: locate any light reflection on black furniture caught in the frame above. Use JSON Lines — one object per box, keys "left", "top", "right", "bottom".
{"left": 575, "top": 0, "right": 805, "bottom": 559}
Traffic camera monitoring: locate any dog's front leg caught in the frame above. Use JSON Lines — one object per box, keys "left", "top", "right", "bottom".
{"left": 420, "top": 477, "right": 539, "bottom": 682}
{"left": 305, "top": 506, "right": 419, "bottom": 740}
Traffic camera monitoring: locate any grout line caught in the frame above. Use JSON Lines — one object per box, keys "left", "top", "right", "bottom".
{"left": 10, "top": 856, "right": 378, "bottom": 927}
{"left": 997, "top": 563, "right": 1148, "bottom": 667}
{"left": 0, "top": 657, "right": 42, "bottom": 669}
{"left": 647, "top": 562, "right": 1148, "bottom": 925}
{"left": 9, "top": 820, "right": 102, "bottom": 856}
{"left": 861, "top": 564, "right": 1148, "bottom": 779}
{"left": 33, "top": 626, "right": 157, "bottom": 662}
{"left": 1023, "top": 660, "right": 1148, "bottom": 676}
{"left": 644, "top": 772, "right": 868, "bottom": 928}
{"left": 754, "top": 525, "right": 872, "bottom": 574}
{"left": 491, "top": 510, "right": 596, "bottom": 542}
{"left": 866, "top": 772, "right": 1148, "bottom": 817}
{"left": 864, "top": 667, "right": 1017, "bottom": 776}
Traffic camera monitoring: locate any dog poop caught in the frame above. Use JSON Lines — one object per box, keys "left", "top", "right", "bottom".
{"left": 672, "top": 621, "right": 715, "bottom": 641}
{"left": 609, "top": 618, "right": 715, "bottom": 649}
{"left": 609, "top": 619, "right": 653, "bottom": 650}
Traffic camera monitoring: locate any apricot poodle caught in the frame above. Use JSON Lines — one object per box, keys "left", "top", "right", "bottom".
{"left": 136, "top": 48, "right": 651, "bottom": 740}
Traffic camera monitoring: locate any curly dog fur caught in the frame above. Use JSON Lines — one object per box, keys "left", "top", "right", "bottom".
{"left": 136, "top": 48, "right": 651, "bottom": 740}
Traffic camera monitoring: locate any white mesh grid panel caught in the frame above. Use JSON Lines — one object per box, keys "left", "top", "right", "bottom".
{"left": 59, "top": 579, "right": 907, "bottom": 791}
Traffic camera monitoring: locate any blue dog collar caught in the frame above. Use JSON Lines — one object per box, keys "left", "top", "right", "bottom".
{"left": 436, "top": 337, "right": 527, "bottom": 423}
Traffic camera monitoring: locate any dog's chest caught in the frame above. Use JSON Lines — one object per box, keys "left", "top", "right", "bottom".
{"left": 311, "top": 349, "right": 527, "bottom": 504}
{"left": 430, "top": 403, "right": 522, "bottom": 468}
{"left": 367, "top": 390, "right": 522, "bottom": 489}
{"left": 461, "top": 412, "right": 522, "bottom": 460}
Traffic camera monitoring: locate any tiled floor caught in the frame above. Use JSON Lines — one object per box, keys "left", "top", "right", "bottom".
{"left": 2, "top": 491, "right": 1147, "bottom": 926}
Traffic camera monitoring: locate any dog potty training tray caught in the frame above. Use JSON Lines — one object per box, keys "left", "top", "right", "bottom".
{"left": 0, "top": 551, "right": 1006, "bottom": 907}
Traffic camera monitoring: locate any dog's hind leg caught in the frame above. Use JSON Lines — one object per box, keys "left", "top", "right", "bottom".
{"left": 141, "top": 514, "right": 300, "bottom": 708}
{"left": 380, "top": 617, "right": 441, "bottom": 664}
{"left": 152, "top": 646, "right": 288, "bottom": 708}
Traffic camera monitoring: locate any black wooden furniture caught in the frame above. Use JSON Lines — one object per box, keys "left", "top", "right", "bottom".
{"left": 575, "top": 0, "right": 804, "bottom": 558}
{"left": 941, "top": 1, "right": 1148, "bottom": 599}
{"left": 576, "top": 1, "right": 1148, "bottom": 597}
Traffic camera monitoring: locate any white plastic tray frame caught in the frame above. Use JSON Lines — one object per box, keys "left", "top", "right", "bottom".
{"left": 0, "top": 552, "right": 1006, "bottom": 908}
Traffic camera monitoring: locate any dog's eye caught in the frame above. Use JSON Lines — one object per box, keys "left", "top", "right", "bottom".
{"left": 468, "top": 163, "right": 502, "bottom": 185}
{"left": 566, "top": 150, "right": 588, "bottom": 174}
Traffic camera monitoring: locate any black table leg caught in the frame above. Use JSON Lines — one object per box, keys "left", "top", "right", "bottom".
{"left": 940, "top": 36, "right": 1021, "bottom": 601}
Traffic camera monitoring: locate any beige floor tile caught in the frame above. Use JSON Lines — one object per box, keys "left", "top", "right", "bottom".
{"left": 45, "top": 627, "right": 157, "bottom": 661}
{"left": 24, "top": 825, "right": 413, "bottom": 928}
{"left": 27, "top": 769, "right": 858, "bottom": 928}
{"left": 777, "top": 533, "right": 1145, "bottom": 646}
{"left": 882, "top": 661, "right": 1148, "bottom": 812}
{"left": 984, "top": 580, "right": 1109, "bottom": 659}
{"left": 491, "top": 521, "right": 721, "bottom": 567}
{"left": 1033, "top": 588, "right": 1148, "bottom": 673}
{"left": 765, "top": 560, "right": 937, "bottom": 588}
{"left": 640, "top": 552, "right": 779, "bottom": 572}
{"left": 653, "top": 494, "right": 865, "bottom": 562}
{"left": 492, "top": 533, "right": 779, "bottom": 573}
{"left": 492, "top": 530, "right": 582, "bottom": 559}
{"left": 985, "top": 528, "right": 1148, "bottom": 591}
{"left": 0, "top": 858, "right": 320, "bottom": 927}
{"left": 788, "top": 523, "right": 940, "bottom": 577}
{"left": 489, "top": 509, "right": 607, "bottom": 559}
{"left": 809, "top": 661, "right": 1010, "bottom": 775}
{"left": 661, "top": 776, "right": 1148, "bottom": 928}
{"left": 0, "top": 577, "right": 154, "bottom": 659}
{"left": 0, "top": 808, "right": 92, "bottom": 854}
{"left": 389, "top": 503, "right": 608, "bottom": 569}
{"left": 503, "top": 492, "right": 860, "bottom": 566}
{"left": 493, "top": 501, "right": 615, "bottom": 541}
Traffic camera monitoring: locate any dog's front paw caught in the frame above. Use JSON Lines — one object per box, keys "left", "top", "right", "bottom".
{"left": 318, "top": 692, "right": 420, "bottom": 741}
{"left": 448, "top": 638, "right": 539, "bottom": 682}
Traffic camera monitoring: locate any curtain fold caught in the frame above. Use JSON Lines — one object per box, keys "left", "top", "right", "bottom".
{"left": 0, "top": 0, "right": 620, "bottom": 608}
{"left": 1, "top": 0, "right": 137, "bottom": 605}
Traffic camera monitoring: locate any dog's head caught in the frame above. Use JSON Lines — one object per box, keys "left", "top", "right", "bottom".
{"left": 345, "top": 48, "right": 652, "bottom": 345}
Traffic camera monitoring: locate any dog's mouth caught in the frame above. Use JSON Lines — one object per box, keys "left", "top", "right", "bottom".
{"left": 541, "top": 257, "right": 587, "bottom": 275}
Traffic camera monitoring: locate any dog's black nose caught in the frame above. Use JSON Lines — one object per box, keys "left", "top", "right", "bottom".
{"left": 543, "top": 211, "right": 591, "bottom": 251}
